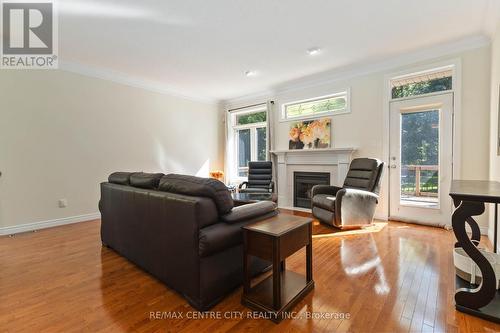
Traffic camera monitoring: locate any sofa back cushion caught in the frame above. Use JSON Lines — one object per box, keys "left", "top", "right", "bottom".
{"left": 159, "top": 174, "right": 233, "bottom": 214}
{"left": 129, "top": 172, "right": 164, "bottom": 189}
{"left": 108, "top": 172, "right": 133, "bottom": 185}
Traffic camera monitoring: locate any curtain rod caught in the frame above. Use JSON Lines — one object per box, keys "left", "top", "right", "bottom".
{"left": 228, "top": 101, "right": 274, "bottom": 112}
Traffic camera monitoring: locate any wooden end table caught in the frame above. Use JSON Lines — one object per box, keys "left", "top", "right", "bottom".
{"left": 241, "top": 214, "right": 314, "bottom": 323}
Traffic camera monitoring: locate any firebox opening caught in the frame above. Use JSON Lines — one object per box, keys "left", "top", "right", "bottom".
{"left": 294, "top": 172, "right": 331, "bottom": 209}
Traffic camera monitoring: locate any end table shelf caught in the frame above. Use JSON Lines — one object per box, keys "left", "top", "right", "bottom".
{"left": 243, "top": 270, "right": 314, "bottom": 315}
{"left": 241, "top": 214, "right": 314, "bottom": 323}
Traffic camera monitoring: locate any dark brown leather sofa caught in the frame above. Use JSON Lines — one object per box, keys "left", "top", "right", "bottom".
{"left": 99, "top": 172, "right": 277, "bottom": 310}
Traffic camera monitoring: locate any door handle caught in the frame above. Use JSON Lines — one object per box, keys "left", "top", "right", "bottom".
{"left": 390, "top": 165, "right": 397, "bottom": 169}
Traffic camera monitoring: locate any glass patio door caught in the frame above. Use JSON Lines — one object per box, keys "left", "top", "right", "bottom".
{"left": 389, "top": 93, "right": 453, "bottom": 226}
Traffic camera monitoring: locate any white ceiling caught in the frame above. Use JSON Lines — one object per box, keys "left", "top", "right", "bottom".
{"left": 57, "top": 0, "right": 499, "bottom": 102}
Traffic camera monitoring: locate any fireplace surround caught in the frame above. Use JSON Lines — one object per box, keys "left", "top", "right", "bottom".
{"left": 271, "top": 148, "right": 355, "bottom": 209}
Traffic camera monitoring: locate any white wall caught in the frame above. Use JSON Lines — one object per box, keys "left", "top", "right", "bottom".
{"left": 227, "top": 45, "right": 492, "bottom": 227}
{"left": 0, "top": 70, "right": 223, "bottom": 230}
{"left": 489, "top": 22, "right": 500, "bottom": 246}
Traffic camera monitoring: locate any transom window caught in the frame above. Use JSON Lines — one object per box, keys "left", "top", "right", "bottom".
{"left": 282, "top": 90, "right": 349, "bottom": 120}
{"left": 391, "top": 68, "right": 453, "bottom": 99}
{"left": 231, "top": 108, "right": 268, "bottom": 178}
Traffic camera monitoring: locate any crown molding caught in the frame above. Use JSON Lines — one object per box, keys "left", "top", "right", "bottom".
{"left": 59, "top": 62, "right": 218, "bottom": 105}
{"left": 221, "top": 89, "right": 273, "bottom": 110}
{"left": 225, "top": 34, "right": 491, "bottom": 104}
{"left": 482, "top": 0, "right": 500, "bottom": 37}
{"left": 272, "top": 35, "right": 490, "bottom": 95}
{"left": 59, "top": 33, "right": 492, "bottom": 107}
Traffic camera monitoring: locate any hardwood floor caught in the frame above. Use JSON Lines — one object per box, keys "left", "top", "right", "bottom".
{"left": 1, "top": 210, "right": 500, "bottom": 332}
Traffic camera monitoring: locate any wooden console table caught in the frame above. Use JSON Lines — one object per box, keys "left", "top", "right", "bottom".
{"left": 241, "top": 214, "right": 314, "bottom": 323}
{"left": 449, "top": 180, "right": 500, "bottom": 323}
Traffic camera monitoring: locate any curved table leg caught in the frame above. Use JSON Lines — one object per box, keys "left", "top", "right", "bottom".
{"left": 453, "top": 199, "right": 481, "bottom": 247}
{"left": 453, "top": 200, "right": 496, "bottom": 309}
{"left": 466, "top": 216, "right": 482, "bottom": 246}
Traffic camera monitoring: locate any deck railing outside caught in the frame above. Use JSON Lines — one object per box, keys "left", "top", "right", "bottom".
{"left": 401, "top": 165, "right": 438, "bottom": 197}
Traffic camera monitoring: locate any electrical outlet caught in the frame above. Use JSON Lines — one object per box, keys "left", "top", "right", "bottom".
{"left": 58, "top": 199, "right": 68, "bottom": 208}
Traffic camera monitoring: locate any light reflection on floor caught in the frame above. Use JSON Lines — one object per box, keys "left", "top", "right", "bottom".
{"left": 340, "top": 234, "right": 391, "bottom": 295}
{"left": 312, "top": 222, "right": 387, "bottom": 239}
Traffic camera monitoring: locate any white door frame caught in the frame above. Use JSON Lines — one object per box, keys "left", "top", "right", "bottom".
{"left": 389, "top": 93, "right": 453, "bottom": 225}
{"left": 382, "top": 58, "right": 462, "bottom": 221}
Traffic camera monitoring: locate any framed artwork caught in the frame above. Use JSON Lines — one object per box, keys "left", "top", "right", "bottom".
{"left": 289, "top": 117, "right": 331, "bottom": 150}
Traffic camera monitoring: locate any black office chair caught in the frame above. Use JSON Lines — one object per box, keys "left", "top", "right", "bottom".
{"left": 311, "top": 158, "right": 384, "bottom": 229}
{"left": 239, "top": 161, "right": 274, "bottom": 193}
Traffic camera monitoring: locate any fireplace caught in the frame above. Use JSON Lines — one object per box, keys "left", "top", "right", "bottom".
{"left": 294, "top": 172, "right": 331, "bottom": 208}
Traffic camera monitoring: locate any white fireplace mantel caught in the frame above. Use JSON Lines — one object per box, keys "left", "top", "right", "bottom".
{"left": 270, "top": 148, "right": 356, "bottom": 208}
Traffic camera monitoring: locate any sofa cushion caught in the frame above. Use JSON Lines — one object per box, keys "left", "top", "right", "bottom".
{"left": 108, "top": 172, "right": 132, "bottom": 185}
{"left": 312, "top": 194, "right": 336, "bottom": 211}
{"left": 159, "top": 174, "right": 233, "bottom": 214}
{"left": 129, "top": 172, "right": 164, "bottom": 189}
{"left": 198, "top": 209, "right": 278, "bottom": 257}
{"left": 221, "top": 201, "right": 276, "bottom": 223}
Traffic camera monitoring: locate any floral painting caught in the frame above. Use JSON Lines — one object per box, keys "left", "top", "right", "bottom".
{"left": 289, "top": 117, "right": 331, "bottom": 150}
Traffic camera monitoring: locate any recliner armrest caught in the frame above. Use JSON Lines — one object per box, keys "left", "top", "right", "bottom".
{"left": 221, "top": 201, "right": 277, "bottom": 223}
{"left": 335, "top": 188, "right": 379, "bottom": 227}
{"left": 312, "top": 185, "right": 343, "bottom": 197}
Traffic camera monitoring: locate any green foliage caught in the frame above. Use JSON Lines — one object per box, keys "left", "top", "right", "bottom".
{"left": 237, "top": 111, "right": 266, "bottom": 125}
{"left": 402, "top": 171, "right": 439, "bottom": 194}
{"left": 401, "top": 110, "right": 439, "bottom": 194}
{"left": 392, "top": 76, "right": 452, "bottom": 99}
{"left": 401, "top": 111, "right": 438, "bottom": 165}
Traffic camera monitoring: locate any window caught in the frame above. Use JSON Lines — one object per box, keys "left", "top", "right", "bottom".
{"left": 282, "top": 90, "right": 349, "bottom": 120}
{"left": 391, "top": 68, "right": 453, "bottom": 99}
{"left": 231, "top": 109, "right": 268, "bottom": 178}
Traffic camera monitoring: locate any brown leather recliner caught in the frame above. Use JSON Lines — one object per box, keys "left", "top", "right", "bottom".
{"left": 311, "top": 158, "right": 384, "bottom": 229}
{"left": 99, "top": 172, "right": 278, "bottom": 310}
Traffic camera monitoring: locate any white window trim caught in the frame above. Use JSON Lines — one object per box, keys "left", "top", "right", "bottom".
{"left": 280, "top": 88, "right": 351, "bottom": 122}
{"left": 229, "top": 107, "right": 268, "bottom": 183}
{"left": 382, "top": 58, "right": 462, "bottom": 221}
{"left": 389, "top": 64, "right": 455, "bottom": 102}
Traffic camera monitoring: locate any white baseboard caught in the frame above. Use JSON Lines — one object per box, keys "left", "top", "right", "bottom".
{"left": 464, "top": 224, "right": 489, "bottom": 236}
{"left": 278, "top": 206, "right": 390, "bottom": 222}
{"left": 375, "top": 213, "right": 389, "bottom": 221}
{"left": 0, "top": 212, "right": 101, "bottom": 236}
{"left": 488, "top": 227, "right": 496, "bottom": 250}
{"left": 278, "top": 206, "right": 311, "bottom": 213}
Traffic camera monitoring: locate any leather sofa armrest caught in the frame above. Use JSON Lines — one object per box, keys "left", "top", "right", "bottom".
{"left": 335, "top": 188, "right": 379, "bottom": 227}
{"left": 221, "top": 201, "right": 277, "bottom": 223}
{"left": 312, "top": 185, "right": 342, "bottom": 197}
